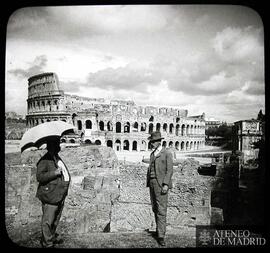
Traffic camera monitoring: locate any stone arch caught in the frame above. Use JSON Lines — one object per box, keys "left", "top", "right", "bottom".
{"left": 141, "top": 140, "right": 147, "bottom": 151}
{"left": 149, "top": 123, "right": 153, "bottom": 134}
{"left": 107, "top": 121, "right": 113, "bottom": 131}
{"left": 169, "top": 123, "right": 174, "bottom": 134}
{"left": 141, "top": 122, "right": 147, "bottom": 132}
{"left": 115, "top": 139, "right": 121, "bottom": 151}
{"left": 190, "top": 125, "right": 194, "bottom": 135}
{"left": 162, "top": 141, "right": 167, "bottom": 148}
{"left": 132, "top": 141, "right": 138, "bottom": 151}
{"left": 149, "top": 115, "right": 154, "bottom": 122}
{"left": 156, "top": 123, "right": 161, "bottom": 132}
{"left": 169, "top": 141, "right": 173, "bottom": 147}
{"left": 123, "top": 140, "right": 129, "bottom": 151}
{"left": 181, "top": 124, "right": 185, "bottom": 136}
{"left": 176, "top": 124, "right": 180, "bottom": 136}
{"left": 70, "top": 139, "right": 75, "bottom": 143}
{"left": 190, "top": 141, "right": 193, "bottom": 150}
{"left": 181, "top": 141, "right": 185, "bottom": 151}
{"left": 163, "top": 123, "right": 168, "bottom": 133}
{"left": 133, "top": 122, "right": 138, "bottom": 132}
{"left": 99, "top": 121, "right": 104, "bottom": 131}
{"left": 86, "top": 120, "right": 92, "bottom": 129}
{"left": 175, "top": 141, "right": 180, "bottom": 150}
{"left": 186, "top": 125, "right": 190, "bottom": 135}
{"left": 95, "top": 140, "right": 101, "bottom": 145}
{"left": 85, "top": 139, "right": 91, "bottom": 144}
{"left": 77, "top": 120, "right": 82, "bottom": 130}
{"left": 107, "top": 140, "right": 113, "bottom": 148}
{"left": 197, "top": 141, "right": 199, "bottom": 150}
{"left": 116, "top": 122, "right": 121, "bottom": 133}
{"left": 186, "top": 141, "right": 189, "bottom": 150}
{"left": 124, "top": 122, "right": 130, "bottom": 133}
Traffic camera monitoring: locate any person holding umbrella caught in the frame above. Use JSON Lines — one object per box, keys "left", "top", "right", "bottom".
{"left": 20, "top": 121, "right": 74, "bottom": 248}
{"left": 36, "top": 136, "right": 70, "bottom": 248}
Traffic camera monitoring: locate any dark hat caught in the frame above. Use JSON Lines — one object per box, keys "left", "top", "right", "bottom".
{"left": 148, "top": 131, "right": 164, "bottom": 142}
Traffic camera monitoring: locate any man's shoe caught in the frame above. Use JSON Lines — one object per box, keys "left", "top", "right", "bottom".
{"left": 158, "top": 237, "right": 166, "bottom": 246}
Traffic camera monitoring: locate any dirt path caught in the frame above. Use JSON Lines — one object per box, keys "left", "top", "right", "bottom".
{"left": 11, "top": 229, "right": 196, "bottom": 248}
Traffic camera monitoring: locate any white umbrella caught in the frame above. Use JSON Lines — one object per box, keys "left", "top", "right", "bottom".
{"left": 20, "top": 121, "right": 76, "bottom": 153}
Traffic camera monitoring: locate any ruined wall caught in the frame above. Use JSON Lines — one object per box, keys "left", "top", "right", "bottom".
{"left": 25, "top": 73, "right": 206, "bottom": 151}
{"left": 5, "top": 146, "right": 215, "bottom": 246}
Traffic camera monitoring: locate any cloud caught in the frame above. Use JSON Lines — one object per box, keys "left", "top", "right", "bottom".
{"left": 8, "top": 55, "right": 47, "bottom": 79}
{"left": 86, "top": 62, "right": 163, "bottom": 93}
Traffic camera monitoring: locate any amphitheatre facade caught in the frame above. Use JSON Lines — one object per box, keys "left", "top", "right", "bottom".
{"left": 26, "top": 72, "right": 206, "bottom": 151}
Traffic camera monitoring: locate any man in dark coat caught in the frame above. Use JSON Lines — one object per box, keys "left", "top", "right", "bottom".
{"left": 36, "top": 137, "right": 70, "bottom": 248}
{"left": 146, "top": 131, "right": 173, "bottom": 246}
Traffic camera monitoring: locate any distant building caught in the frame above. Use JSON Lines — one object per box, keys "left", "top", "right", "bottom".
{"left": 26, "top": 72, "right": 206, "bottom": 151}
{"left": 205, "top": 117, "right": 222, "bottom": 129}
{"left": 232, "top": 119, "right": 263, "bottom": 163}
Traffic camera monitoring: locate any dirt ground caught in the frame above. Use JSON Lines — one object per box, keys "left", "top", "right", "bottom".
{"left": 8, "top": 229, "right": 196, "bottom": 248}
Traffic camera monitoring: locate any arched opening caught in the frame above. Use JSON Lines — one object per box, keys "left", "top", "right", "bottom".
{"left": 70, "top": 139, "right": 75, "bottom": 143}
{"left": 163, "top": 123, "right": 168, "bottom": 133}
{"left": 132, "top": 141, "right": 137, "bottom": 151}
{"left": 99, "top": 121, "right": 104, "bottom": 131}
{"left": 107, "top": 121, "right": 113, "bottom": 131}
{"left": 141, "top": 122, "right": 146, "bottom": 131}
{"left": 77, "top": 120, "right": 82, "bottom": 130}
{"left": 176, "top": 117, "right": 180, "bottom": 123}
{"left": 123, "top": 140, "right": 129, "bottom": 151}
{"left": 86, "top": 120, "right": 92, "bottom": 129}
{"left": 181, "top": 141, "right": 185, "bottom": 151}
{"left": 61, "top": 139, "right": 66, "bottom": 143}
{"left": 107, "top": 140, "right": 113, "bottom": 148}
{"left": 190, "top": 141, "right": 193, "bottom": 150}
{"left": 72, "top": 113, "right": 77, "bottom": 126}
{"left": 197, "top": 142, "right": 199, "bottom": 150}
{"left": 169, "top": 123, "right": 174, "bottom": 134}
{"left": 124, "top": 122, "right": 130, "bottom": 133}
{"left": 162, "top": 141, "right": 167, "bottom": 148}
{"left": 116, "top": 122, "right": 121, "bottom": 133}
{"left": 186, "top": 125, "right": 190, "bottom": 135}
{"left": 194, "top": 141, "right": 197, "bottom": 150}
{"left": 190, "top": 125, "right": 194, "bottom": 135}
{"left": 115, "top": 139, "right": 121, "bottom": 151}
{"left": 175, "top": 141, "right": 179, "bottom": 150}
{"left": 149, "top": 116, "right": 154, "bottom": 122}
{"left": 141, "top": 140, "right": 147, "bottom": 151}
{"left": 181, "top": 124, "right": 185, "bottom": 136}
{"left": 186, "top": 141, "right": 189, "bottom": 150}
{"left": 169, "top": 141, "right": 173, "bottom": 147}
{"left": 95, "top": 140, "right": 101, "bottom": 145}
{"left": 149, "top": 123, "right": 153, "bottom": 134}
{"left": 176, "top": 124, "right": 180, "bottom": 136}
{"left": 156, "top": 123, "right": 161, "bottom": 132}
{"left": 133, "top": 122, "right": 138, "bottom": 132}
{"left": 85, "top": 139, "right": 91, "bottom": 144}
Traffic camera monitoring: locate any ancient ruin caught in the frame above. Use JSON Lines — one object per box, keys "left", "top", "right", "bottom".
{"left": 26, "top": 72, "right": 206, "bottom": 151}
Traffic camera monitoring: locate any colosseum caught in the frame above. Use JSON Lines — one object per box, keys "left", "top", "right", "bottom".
{"left": 26, "top": 72, "right": 206, "bottom": 151}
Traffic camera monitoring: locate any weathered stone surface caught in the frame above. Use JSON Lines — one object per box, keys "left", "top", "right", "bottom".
{"left": 6, "top": 147, "right": 215, "bottom": 245}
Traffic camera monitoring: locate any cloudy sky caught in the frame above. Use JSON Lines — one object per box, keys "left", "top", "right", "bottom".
{"left": 5, "top": 5, "right": 265, "bottom": 123}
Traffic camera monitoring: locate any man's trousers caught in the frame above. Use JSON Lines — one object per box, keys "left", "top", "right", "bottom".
{"left": 149, "top": 178, "right": 169, "bottom": 238}
{"left": 41, "top": 200, "right": 65, "bottom": 247}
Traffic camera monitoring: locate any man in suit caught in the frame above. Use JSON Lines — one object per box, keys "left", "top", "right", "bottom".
{"left": 36, "top": 137, "right": 70, "bottom": 248}
{"left": 146, "top": 131, "right": 173, "bottom": 246}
